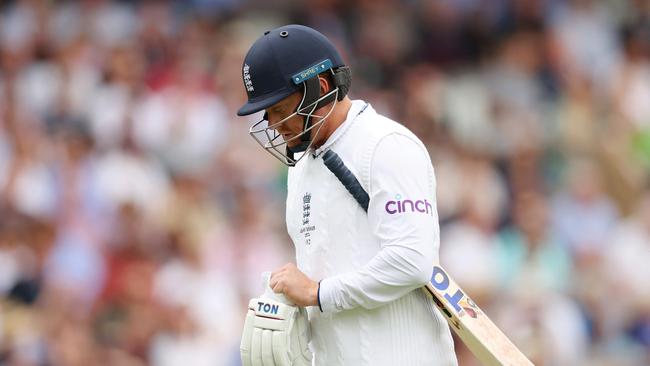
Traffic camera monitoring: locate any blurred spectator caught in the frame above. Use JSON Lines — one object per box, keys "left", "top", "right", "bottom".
{"left": 551, "top": 157, "right": 619, "bottom": 261}
{"left": 602, "top": 189, "right": 650, "bottom": 357}
{"left": 497, "top": 190, "right": 572, "bottom": 293}
{"left": 440, "top": 155, "right": 507, "bottom": 302}
{"left": 550, "top": 0, "right": 622, "bottom": 88}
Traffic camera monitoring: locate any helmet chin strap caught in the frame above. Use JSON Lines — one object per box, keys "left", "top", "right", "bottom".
{"left": 286, "top": 76, "right": 337, "bottom": 161}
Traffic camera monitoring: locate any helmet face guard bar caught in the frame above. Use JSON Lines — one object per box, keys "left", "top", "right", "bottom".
{"left": 249, "top": 79, "right": 339, "bottom": 167}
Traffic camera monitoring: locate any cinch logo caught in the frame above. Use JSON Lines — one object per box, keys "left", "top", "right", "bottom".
{"left": 257, "top": 301, "right": 279, "bottom": 315}
{"left": 385, "top": 194, "right": 433, "bottom": 216}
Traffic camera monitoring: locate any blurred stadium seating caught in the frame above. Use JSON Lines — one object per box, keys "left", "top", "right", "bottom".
{"left": 0, "top": 0, "right": 648, "bottom": 365}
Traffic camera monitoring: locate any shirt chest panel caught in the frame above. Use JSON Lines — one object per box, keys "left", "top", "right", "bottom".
{"left": 286, "top": 155, "right": 371, "bottom": 278}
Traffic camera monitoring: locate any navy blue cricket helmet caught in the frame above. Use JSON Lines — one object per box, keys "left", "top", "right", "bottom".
{"left": 237, "top": 24, "right": 347, "bottom": 116}
{"left": 237, "top": 24, "right": 352, "bottom": 166}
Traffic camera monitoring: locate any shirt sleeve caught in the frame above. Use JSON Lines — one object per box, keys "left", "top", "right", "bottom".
{"left": 318, "top": 133, "right": 440, "bottom": 313}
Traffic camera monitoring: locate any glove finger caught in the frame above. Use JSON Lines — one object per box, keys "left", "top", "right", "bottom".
{"left": 240, "top": 310, "right": 255, "bottom": 366}
{"left": 251, "top": 328, "right": 264, "bottom": 366}
{"left": 272, "top": 330, "right": 291, "bottom": 366}
{"left": 261, "top": 329, "right": 276, "bottom": 366}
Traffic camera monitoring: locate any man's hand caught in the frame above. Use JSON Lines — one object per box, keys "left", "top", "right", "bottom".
{"left": 240, "top": 272, "right": 312, "bottom": 366}
{"left": 270, "top": 263, "right": 319, "bottom": 307}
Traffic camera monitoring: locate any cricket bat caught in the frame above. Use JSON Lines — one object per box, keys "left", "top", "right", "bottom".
{"left": 424, "top": 265, "right": 534, "bottom": 366}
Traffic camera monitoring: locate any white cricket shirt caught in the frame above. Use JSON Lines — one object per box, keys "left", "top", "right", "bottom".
{"left": 286, "top": 100, "right": 457, "bottom": 366}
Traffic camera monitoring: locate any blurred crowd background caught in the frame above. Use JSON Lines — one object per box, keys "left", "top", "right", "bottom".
{"left": 0, "top": 0, "right": 648, "bottom": 365}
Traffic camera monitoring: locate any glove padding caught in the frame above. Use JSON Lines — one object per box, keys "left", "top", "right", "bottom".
{"left": 241, "top": 273, "right": 312, "bottom": 366}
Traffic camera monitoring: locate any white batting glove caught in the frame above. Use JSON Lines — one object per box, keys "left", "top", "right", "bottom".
{"left": 241, "top": 272, "right": 313, "bottom": 366}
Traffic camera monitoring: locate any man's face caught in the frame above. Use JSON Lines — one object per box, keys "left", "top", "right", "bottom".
{"left": 266, "top": 92, "right": 305, "bottom": 148}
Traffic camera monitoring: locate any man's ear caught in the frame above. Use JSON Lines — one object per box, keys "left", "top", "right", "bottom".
{"left": 318, "top": 76, "right": 331, "bottom": 96}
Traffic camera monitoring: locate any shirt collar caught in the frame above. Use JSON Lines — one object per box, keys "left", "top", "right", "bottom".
{"left": 313, "top": 99, "right": 370, "bottom": 157}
